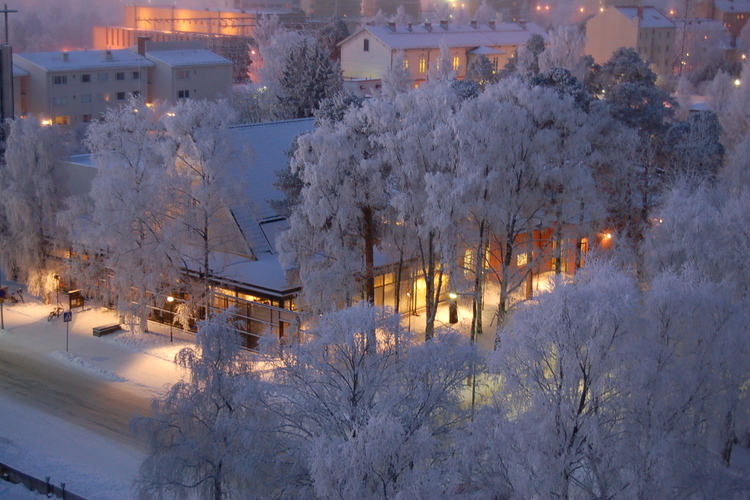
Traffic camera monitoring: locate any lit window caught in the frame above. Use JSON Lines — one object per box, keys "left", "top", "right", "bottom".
{"left": 54, "top": 116, "right": 70, "bottom": 125}
{"left": 100, "top": 92, "right": 110, "bottom": 102}
{"left": 452, "top": 55, "right": 460, "bottom": 71}
{"left": 403, "top": 59, "right": 409, "bottom": 69}
{"left": 517, "top": 252, "right": 528, "bottom": 266}
{"left": 419, "top": 57, "right": 427, "bottom": 73}
{"left": 53, "top": 75, "right": 67, "bottom": 85}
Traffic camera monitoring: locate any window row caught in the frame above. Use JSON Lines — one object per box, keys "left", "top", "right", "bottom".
{"left": 54, "top": 71, "right": 141, "bottom": 85}
{"left": 52, "top": 90, "right": 141, "bottom": 106}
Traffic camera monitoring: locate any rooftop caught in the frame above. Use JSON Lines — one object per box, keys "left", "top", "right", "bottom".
{"left": 615, "top": 6, "right": 676, "bottom": 28}
{"left": 14, "top": 49, "right": 154, "bottom": 72}
{"left": 343, "top": 22, "right": 548, "bottom": 50}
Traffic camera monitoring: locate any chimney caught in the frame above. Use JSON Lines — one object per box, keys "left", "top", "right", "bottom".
{"left": 637, "top": 5, "right": 643, "bottom": 18}
{"left": 137, "top": 36, "right": 151, "bottom": 56}
{"left": 388, "top": 21, "right": 396, "bottom": 31}
{"left": 470, "top": 19, "right": 478, "bottom": 28}
{"left": 519, "top": 19, "right": 527, "bottom": 29}
{"left": 440, "top": 19, "right": 449, "bottom": 30}
{"left": 425, "top": 21, "right": 432, "bottom": 31}
{"left": 101, "top": 49, "right": 113, "bottom": 61}
{"left": 61, "top": 52, "right": 69, "bottom": 62}
{"left": 489, "top": 20, "right": 496, "bottom": 29}
{"left": 407, "top": 22, "right": 412, "bottom": 31}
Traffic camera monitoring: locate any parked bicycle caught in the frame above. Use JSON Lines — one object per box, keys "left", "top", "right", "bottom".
{"left": 48, "top": 305, "right": 64, "bottom": 322}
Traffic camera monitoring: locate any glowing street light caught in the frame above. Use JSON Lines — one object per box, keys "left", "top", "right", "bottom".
{"left": 167, "top": 296, "right": 175, "bottom": 342}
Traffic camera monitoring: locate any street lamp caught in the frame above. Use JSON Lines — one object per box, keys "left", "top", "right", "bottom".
{"left": 167, "top": 296, "right": 174, "bottom": 342}
{"left": 448, "top": 291, "right": 458, "bottom": 324}
{"left": 53, "top": 274, "right": 60, "bottom": 307}
{"left": 406, "top": 291, "right": 411, "bottom": 331}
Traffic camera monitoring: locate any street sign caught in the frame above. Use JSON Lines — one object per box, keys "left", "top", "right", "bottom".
{"left": 63, "top": 311, "right": 72, "bottom": 323}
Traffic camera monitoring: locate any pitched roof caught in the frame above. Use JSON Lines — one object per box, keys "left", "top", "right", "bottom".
{"left": 615, "top": 6, "right": 675, "bottom": 28}
{"left": 714, "top": 0, "right": 750, "bottom": 13}
{"left": 343, "top": 22, "right": 548, "bottom": 50}
{"left": 227, "top": 118, "right": 315, "bottom": 257}
{"left": 14, "top": 49, "right": 154, "bottom": 72}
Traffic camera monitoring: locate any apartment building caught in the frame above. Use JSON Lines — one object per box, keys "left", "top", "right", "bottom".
{"left": 585, "top": 6, "right": 676, "bottom": 76}
{"left": 14, "top": 49, "right": 152, "bottom": 126}
{"left": 13, "top": 42, "right": 232, "bottom": 127}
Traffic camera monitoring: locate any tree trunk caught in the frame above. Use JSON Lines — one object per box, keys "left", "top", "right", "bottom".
{"left": 470, "top": 220, "right": 486, "bottom": 342}
{"left": 363, "top": 206, "right": 375, "bottom": 304}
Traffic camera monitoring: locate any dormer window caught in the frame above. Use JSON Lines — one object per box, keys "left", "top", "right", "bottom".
{"left": 364, "top": 39, "right": 370, "bottom": 52}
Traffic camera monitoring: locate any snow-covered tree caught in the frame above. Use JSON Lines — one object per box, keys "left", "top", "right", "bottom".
{"left": 380, "top": 50, "right": 412, "bottom": 99}
{"left": 132, "top": 308, "right": 277, "bottom": 500}
{"left": 485, "top": 262, "right": 638, "bottom": 499}
{"left": 315, "top": 16, "right": 349, "bottom": 61}
{"left": 266, "top": 303, "right": 477, "bottom": 498}
{"left": 465, "top": 54, "right": 497, "bottom": 89}
{"left": 0, "top": 117, "right": 69, "bottom": 297}
{"left": 278, "top": 101, "right": 393, "bottom": 311}
{"left": 277, "top": 36, "right": 343, "bottom": 118}
{"left": 379, "top": 81, "right": 462, "bottom": 339}
{"left": 662, "top": 110, "right": 724, "bottom": 185}
{"left": 538, "top": 24, "right": 588, "bottom": 82}
{"left": 428, "top": 38, "right": 456, "bottom": 81}
{"left": 515, "top": 33, "right": 546, "bottom": 75}
{"left": 474, "top": 0, "right": 497, "bottom": 24}
{"left": 73, "top": 98, "right": 177, "bottom": 332}
{"left": 161, "top": 100, "right": 244, "bottom": 322}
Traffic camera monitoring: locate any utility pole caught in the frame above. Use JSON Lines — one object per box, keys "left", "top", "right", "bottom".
{"left": 0, "top": 4, "right": 17, "bottom": 45}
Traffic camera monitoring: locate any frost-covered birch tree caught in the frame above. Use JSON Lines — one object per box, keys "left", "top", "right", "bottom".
{"left": 0, "top": 116, "right": 69, "bottom": 297}
{"left": 162, "top": 100, "right": 244, "bottom": 323}
{"left": 266, "top": 303, "right": 477, "bottom": 498}
{"left": 132, "top": 308, "right": 278, "bottom": 500}
{"left": 278, "top": 101, "right": 393, "bottom": 312}
{"left": 71, "top": 98, "right": 176, "bottom": 332}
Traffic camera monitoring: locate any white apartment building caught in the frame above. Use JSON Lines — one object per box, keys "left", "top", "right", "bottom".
{"left": 13, "top": 42, "right": 233, "bottom": 127}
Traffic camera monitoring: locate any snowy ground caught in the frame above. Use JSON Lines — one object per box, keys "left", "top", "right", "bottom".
{"left": 0, "top": 278, "right": 193, "bottom": 499}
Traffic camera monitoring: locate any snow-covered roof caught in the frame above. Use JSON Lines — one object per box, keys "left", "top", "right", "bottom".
{"left": 14, "top": 49, "right": 154, "bottom": 72}
{"left": 145, "top": 49, "right": 232, "bottom": 68}
{"left": 343, "top": 22, "right": 548, "bottom": 51}
{"left": 714, "top": 0, "right": 750, "bottom": 13}
{"left": 227, "top": 118, "right": 315, "bottom": 257}
{"left": 615, "top": 6, "right": 675, "bottom": 28}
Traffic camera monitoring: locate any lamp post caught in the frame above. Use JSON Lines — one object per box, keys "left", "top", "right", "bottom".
{"left": 406, "top": 292, "right": 411, "bottom": 331}
{"left": 167, "top": 296, "right": 174, "bottom": 342}
{"left": 53, "top": 274, "right": 60, "bottom": 307}
{"left": 448, "top": 291, "right": 458, "bottom": 324}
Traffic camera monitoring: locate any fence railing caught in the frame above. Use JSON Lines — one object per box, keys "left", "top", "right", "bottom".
{"left": 0, "top": 460, "right": 87, "bottom": 500}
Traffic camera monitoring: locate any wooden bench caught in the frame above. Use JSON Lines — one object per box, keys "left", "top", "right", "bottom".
{"left": 93, "top": 324, "right": 121, "bottom": 337}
